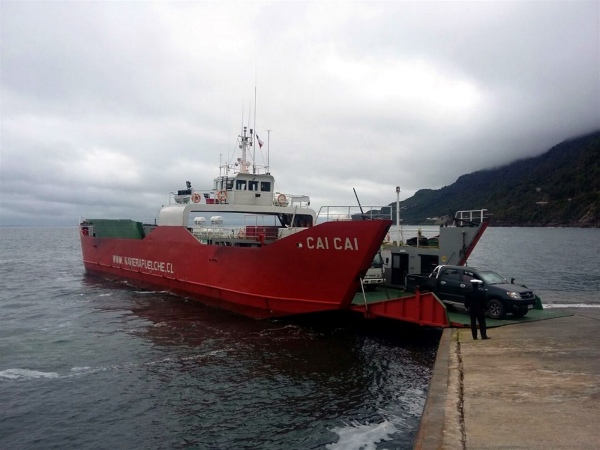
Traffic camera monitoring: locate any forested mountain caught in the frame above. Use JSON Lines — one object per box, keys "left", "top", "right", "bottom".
{"left": 388, "top": 130, "right": 600, "bottom": 227}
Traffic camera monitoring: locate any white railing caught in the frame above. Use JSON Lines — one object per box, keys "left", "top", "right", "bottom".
{"left": 171, "top": 189, "right": 217, "bottom": 205}
{"left": 169, "top": 189, "right": 313, "bottom": 208}
{"left": 454, "top": 209, "right": 488, "bottom": 225}
{"left": 316, "top": 206, "right": 393, "bottom": 223}
{"left": 191, "top": 225, "right": 307, "bottom": 242}
{"left": 272, "top": 193, "right": 312, "bottom": 208}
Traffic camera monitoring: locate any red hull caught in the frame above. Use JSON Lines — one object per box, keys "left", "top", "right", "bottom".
{"left": 81, "top": 221, "right": 392, "bottom": 318}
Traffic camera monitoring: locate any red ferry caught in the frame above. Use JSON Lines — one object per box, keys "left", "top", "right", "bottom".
{"left": 80, "top": 127, "right": 392, "bottom": 318}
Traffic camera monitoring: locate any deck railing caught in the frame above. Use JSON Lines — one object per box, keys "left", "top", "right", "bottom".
{"left": 316, "top": 206, "right": 393, "bottom": 223}
{"left": 454, "top": 209, "right": 488, "bottom": 226}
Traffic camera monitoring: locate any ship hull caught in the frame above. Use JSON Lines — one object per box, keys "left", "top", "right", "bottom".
{"left": 81, "top": 220, "right": 392, "bottom": 318}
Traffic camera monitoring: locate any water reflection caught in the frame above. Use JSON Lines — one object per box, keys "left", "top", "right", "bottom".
{"left": 82, "top": 274, "right": 439, "bottom": 449}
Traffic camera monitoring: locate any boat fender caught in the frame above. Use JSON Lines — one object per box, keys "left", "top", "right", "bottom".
{"left": 217, "top": 190, "right": 227, "bottom": 203}
{"left": 191, "top": 193, "right": 201, "bottom": 203}
{"left": 277, "top": 193, "right": 287, "bottom": 206}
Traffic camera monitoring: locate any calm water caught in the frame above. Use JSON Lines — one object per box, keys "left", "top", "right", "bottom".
{"left": 0, "top": 227, "right": 437, "bottom": 450}
{"left": 469, "top": 227, "right": 600, "bottom": 306}
{"left": 1, "top": 227, "right": 598, "bottom": 450}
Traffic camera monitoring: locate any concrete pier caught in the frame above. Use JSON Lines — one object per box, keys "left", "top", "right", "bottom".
{"left": 414, "top": 308, "right": 600, "bottom": 449}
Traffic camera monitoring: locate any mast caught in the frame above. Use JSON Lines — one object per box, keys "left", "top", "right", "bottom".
{"left": 238, "top": 127, "right": 252, "bottom": 174}
{"left": 396, "top": 186, "right": 404, "bottom": 244}
{"left": 253, "top": 85, "right": 257, "bottom": 174}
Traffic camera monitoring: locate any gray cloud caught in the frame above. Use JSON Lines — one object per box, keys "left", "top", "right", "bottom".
{"left": 1, "top": 1, "right": 598, "bottom": 226}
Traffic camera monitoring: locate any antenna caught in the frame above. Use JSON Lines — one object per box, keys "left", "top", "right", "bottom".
{"left": 266, "top": 129, "right": 272, "bottom": 174}
{"left": 240, "top": 102, "right": 244, "bottom": 133}
{"left": 353, "top": 188, "right": 365, "bottom": 219}
{"left": 253, "top": 85, "right": 257, "bottom": 173}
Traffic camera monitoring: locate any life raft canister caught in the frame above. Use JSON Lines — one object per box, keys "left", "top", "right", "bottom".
{"left": 277, "top": 193, "right": 287, "bottom": 206}
{"left": 217, "top": 190, "right": 227, "bottom": 203}
{"left": 191, "top": 193, "right": 201, "bottom": 203}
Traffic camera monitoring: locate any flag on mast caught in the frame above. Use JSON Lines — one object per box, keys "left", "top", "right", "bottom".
{"left": 256, "top": 134, "right": 264, "bottom": 149}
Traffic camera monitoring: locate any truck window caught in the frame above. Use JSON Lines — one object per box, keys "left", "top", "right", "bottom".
{"left": 479, "top": 270, "right": 507, "bottom": 284}
{"left": 462, "top": 270, "right": 477, "bottom": 282}
{"left": 441, "top": 268, "right": 460, "bottom": 281}
{"left": 371, "top": 253, "right": 383, "bottom": 268}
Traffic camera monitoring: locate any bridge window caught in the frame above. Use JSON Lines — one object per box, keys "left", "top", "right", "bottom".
{"left": 249, "top": 181, "right": 259, "bottom": 191}
{"left": 261, "top": 181, "right": 271, "bottom": 192}
{"left": 236, "top": 180, "right": 247, "bottom": 190}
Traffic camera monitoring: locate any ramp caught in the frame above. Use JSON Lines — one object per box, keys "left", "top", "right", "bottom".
{"left": 351, "top": 290, "right": 450, "bottom": 328}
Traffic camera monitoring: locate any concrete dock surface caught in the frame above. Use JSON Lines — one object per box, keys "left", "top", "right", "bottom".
{"left": 414, "top": 308, "right": 600, "bottom": 449}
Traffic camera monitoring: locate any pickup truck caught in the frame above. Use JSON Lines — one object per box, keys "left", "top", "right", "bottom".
{"left": 361, "top": 252, "right": 386, "bottom": 291}
{"left": 405, "top": 265, "right": 537, "bottom": 320}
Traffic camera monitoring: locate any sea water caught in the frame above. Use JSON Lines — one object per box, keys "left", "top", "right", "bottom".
{"left": 1, "top": 226, "right": 598, "bottom": 449}
{"left": 0, "top": 227, "right": 437, "bottom": 450}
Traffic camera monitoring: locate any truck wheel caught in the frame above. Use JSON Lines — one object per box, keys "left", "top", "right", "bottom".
{"left": 512, "top": 308, "right": 528, "bottom": 318}
{"left": 487, "top": 299, "right": 505, "bottom": 320}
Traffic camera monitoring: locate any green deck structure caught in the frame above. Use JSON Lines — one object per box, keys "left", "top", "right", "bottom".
{"left": 87, "top": 219, "right": 145, "bottom": 239}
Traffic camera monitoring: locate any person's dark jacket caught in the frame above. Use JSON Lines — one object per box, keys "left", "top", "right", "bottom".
{"left": 464, "top": 285, "right": 487, "bottom": 311}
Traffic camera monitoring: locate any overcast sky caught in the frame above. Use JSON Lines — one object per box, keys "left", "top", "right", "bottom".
{"left": 1, "top": 1, "right": 599, "bottom": 226}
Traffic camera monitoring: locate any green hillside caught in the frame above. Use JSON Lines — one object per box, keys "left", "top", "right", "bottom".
{"left": 388, "top": 131, "right": 600, "bottom": 227}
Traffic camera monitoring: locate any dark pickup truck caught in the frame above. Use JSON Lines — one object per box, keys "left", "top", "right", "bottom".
{"left": 406, "top": 265, "right": 538, "bottom": 320}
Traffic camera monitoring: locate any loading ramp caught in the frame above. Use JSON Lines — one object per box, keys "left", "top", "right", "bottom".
{"left": 351, "top": 288, "right": 568, "bottom": 328}
{"left": 351, "top": 289, "right": 451, "bottom": 328}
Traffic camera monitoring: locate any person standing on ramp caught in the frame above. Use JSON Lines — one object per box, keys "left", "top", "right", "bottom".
{"left": 465, "top": 279, "right": 490, "bottom": 340}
